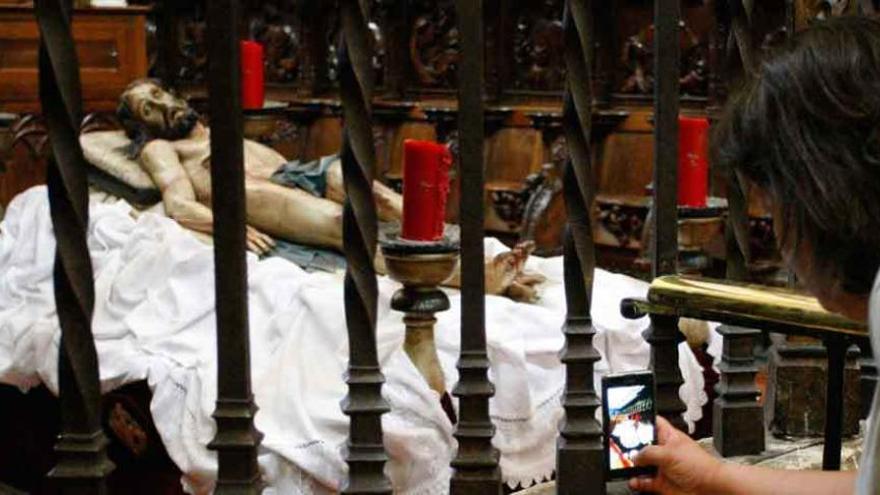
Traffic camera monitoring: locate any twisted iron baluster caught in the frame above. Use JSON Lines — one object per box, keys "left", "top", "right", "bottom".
{"left": 204, "top": 0, "right": 264, "bottom": 492}
{"left": 555, "top": 2, "right": 605, "bottom": 493}
{"left": 647, "top": 0, "right": 689, "bottom": 432}
{"left": 35, "top": 0, "right": 115, "bottom": 492}
{"left": 724, "top": 2, "right": 757, "bottom": 275}
{"left": 338, "top": 1, "right": 392, "bottom": 493}
{"left": 450, "top": 1, "right": 502, "bottom": 493}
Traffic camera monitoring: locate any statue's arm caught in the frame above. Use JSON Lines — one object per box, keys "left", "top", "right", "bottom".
{"left": 243, "top": 139, "right": 288, "bottom": 179}
{"left": 139, "top": 140, "right": 275, "bottom": 254}
{"left": 139, "top": 140, "right": 215, "bottom": 235}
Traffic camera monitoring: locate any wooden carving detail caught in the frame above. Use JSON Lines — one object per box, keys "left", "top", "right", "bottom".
{"left": 371, "top": 0, "right": 393, "bottom": 87}
{"left": 326, "top": 3, "right": 388, "bottom": 87}
{"left": 176, "top": 8, "right": 208, "bottom": 84}
{"left": 177, "top": 8, "right": 208, "bottom": 84}
{"left": 619, "top": 21, "right": 708, "bottom": 97}
{"left": 248, "top": 0, "right": 304, "bottom": 84}
{"left": 410, "top": 0, "right": 460, "bottom": 88}
{"left": 797, "top": 0, "right": 856, "bottom": 25}
{"left": 3, "top": 115, "right": 50, "bottom": 207}
{"left": 512, "top": 0, "right": 565, "bottom": 91}
{"left": 108, "top": 403, "right": 149, "bottom": 457}
{"left": 597, "top": 200, "right": 646, "bottom": 248}
{"left": 491, "top": 171, "right": 550, "bottom": 230}
{"left": 491, "top": 190, "right": 528, "bottom": 229}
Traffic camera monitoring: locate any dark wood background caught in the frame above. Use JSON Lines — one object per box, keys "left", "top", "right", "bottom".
{"left": 2, "top": 0, "right": 851, "bottom": 277}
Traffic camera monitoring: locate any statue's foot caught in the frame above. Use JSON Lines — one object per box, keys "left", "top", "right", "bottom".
{"left": 485, "top": 241, "right": 545, "bottom": 302}
{"left": 505, "top": 271, "right": 548, "bottom": 303}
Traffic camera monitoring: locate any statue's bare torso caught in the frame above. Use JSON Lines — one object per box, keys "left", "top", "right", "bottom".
{"left": 80, "top": 79, "right": 543, "bottom": 299}
{"left": 135, "top": 124, "right": 404, "bottom": 252}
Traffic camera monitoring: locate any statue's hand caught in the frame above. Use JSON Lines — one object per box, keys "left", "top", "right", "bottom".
{"left": 246, "top": 225, "right": 276, "bottom": 256}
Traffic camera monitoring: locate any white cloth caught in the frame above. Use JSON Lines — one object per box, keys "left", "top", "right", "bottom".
{"left": 857, "top": 269, "right": 880, "bottom": 495}
{"left": 0, "top": 187, "right": 706, "bottom": 494}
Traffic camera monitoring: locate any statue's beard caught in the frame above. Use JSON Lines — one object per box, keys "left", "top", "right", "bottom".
{"left": 152, "top": 108, "right": 199, "bottom": 141}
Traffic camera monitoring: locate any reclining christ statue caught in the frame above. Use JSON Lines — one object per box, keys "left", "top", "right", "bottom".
{"left": 79, "top": 79, "right": 543, "bottom": 300}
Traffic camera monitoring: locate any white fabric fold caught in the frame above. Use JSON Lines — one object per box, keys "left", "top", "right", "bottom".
{"left": 0, "top": 187, "right": 707, "bottom": 494}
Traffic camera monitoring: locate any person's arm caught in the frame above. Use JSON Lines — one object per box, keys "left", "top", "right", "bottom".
{"left": 630, "top": 416, "right": 857, "bottom": 495}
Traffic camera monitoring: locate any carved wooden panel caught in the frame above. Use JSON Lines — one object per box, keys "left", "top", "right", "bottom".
{"left": 613, "top": 1, "right": 712, "bottom": 99}
{"left": 176, "top": 4, "right": 207, "bottom": 84}
{"left": 507, "top": 0, "right": 565, "bottom": 93}
{"left": 247, "top": 0, "right": 305, "bottom": 85}
{"left": 408, "top": 0, "right": 459, "bottom": 90}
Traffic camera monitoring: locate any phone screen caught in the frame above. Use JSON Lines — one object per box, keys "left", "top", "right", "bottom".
{"left": 602, "top": 372, "right": 657, "bottom": 478}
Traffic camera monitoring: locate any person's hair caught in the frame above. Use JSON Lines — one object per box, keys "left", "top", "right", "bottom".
{"left": 116, "top": 78, "right": 164, "bottom": 159}
{"left": 713, "top": 16, "right": 880, "bottom": 295}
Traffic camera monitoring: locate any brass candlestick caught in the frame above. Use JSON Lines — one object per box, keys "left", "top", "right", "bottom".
{"left": 380, "top": 226, "right": 460, "bottom": 403}
{"left": 382, "top": 249, "right": 458, "bottom": 396}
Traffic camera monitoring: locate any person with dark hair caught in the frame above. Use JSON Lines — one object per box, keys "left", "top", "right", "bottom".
{"left": 629, "top": 16, "right": 880, "bottom": 495}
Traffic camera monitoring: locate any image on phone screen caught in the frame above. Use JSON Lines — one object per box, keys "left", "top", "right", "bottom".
{"left": 603, "top": 372, "right": 657, "bottom": 478}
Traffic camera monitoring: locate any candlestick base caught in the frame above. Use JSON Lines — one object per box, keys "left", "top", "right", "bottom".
{"left": 381, "top": 240, "right": 459, "bottom": 406}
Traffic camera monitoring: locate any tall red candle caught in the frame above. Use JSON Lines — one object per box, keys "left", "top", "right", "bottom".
{"left": 678, "top": 116, "right": 710, "bottom": 207}
{"left": 240, "top": 40, "right": 265, "bottom": 110}
{"left": 402, "top": 140, "right": 452, "bottom": 241}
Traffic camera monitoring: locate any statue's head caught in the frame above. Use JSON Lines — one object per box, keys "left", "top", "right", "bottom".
{"left": 116, "top": 79, "right": 199, "bottom": 158}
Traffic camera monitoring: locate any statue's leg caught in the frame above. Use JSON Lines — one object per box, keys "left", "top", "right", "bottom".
{"left": 324, "top": 158, "right": 403, "bottom": 222}
{"left": 244, "top": 178, "right": 344, "bottom": 250}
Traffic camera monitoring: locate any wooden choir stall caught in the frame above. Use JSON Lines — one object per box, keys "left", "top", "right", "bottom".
{"left": 0, "top": 0, "right": 876, "bottom": 494}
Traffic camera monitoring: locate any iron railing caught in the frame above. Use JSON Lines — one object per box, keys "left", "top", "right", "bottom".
{"left": 31, "top": 0, "right": 873, "bottom": 493}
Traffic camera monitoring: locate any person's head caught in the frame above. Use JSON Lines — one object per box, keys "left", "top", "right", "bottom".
{"left": 713, "top": 16, "right": 880, "bottom": 321}
{"left": 116, "top": 79, "right": 199, "bottom": 158}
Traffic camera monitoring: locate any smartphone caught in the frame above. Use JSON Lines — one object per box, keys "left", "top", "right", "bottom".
{"left": 602, "top": 370, "right": 658, "bottom": 479}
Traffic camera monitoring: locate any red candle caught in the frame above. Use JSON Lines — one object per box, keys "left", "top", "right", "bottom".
{"left": 402, "top": 140, "right": 452, "bottom": 241}
{"left": 240, "top": 40, "right": 265, "bottom": 110}
{"left": 678, "top": 116, "right": 710, "bottom": 207}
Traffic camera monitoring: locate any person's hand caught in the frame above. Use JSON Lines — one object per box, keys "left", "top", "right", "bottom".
{"left": 629, "top": 416, "right": 724, "bottom": 495}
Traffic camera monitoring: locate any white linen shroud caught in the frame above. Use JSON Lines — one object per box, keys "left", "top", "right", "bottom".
{"left": 0, "top": 187, "right": 706, "bottom": 494}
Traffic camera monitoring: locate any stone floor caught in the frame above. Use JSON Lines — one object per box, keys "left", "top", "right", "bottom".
{"left": 515, "top": 431, "right": 864, "bottom": 494}
{"left": 697, "top": 431, "right": 864, "bottom": 471}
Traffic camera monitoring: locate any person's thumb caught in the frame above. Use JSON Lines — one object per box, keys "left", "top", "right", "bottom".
{"left": 655, "top": 415, "right": 682, "bottom": 445}
{"left": 634, "top": 444, "right": 668, "bottom": 468}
